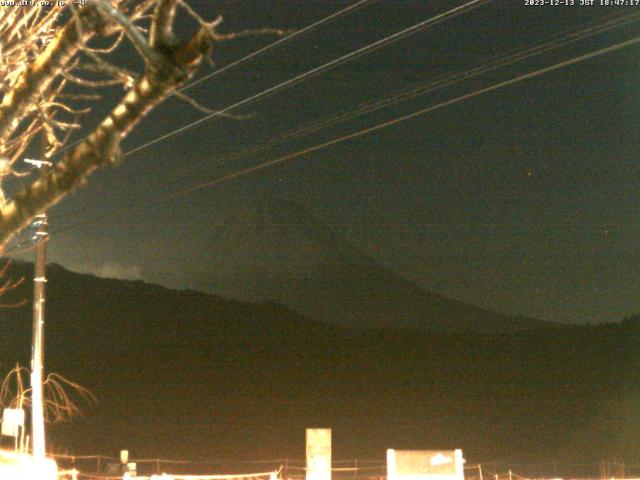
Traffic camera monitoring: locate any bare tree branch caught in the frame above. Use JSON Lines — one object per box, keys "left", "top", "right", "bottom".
{"left": 1, "top": 365, "right": 96, "bottom": 424}
{"left": 0, "top": 5, "right": 104, "bottom": 147}
{"left": 0, "top": 8, "right": 214, "bottom": 246}
{"left": 173, "top": 91, "right": 252, "bottom": 119}
{"left": 94, "top": 0, "right": 163, "bottom": 66}
{"left": 0, "top": 1, "right": 263, "bottom": 248}
{"left": 151, "top": 0, "right": 179, "bottom": 49}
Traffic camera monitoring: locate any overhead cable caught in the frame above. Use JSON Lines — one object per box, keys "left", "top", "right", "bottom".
{"left": 48, "top": 34, "right": 640, "bottom": 237}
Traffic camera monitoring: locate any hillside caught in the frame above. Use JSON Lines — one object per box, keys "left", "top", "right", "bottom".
{"left": 0, "top": 261, "right": 638, "bottom": 470}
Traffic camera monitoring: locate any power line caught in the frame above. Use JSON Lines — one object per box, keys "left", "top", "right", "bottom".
{"left": 54, "top": 0, "right": 377, "bottom": 157}
{"left": 2, "top": 0, "right": 378, "bottom": 254}
{"left": 46, "top": 8, "right": 640, "bottom": 224}
{"left": 123, "top": 0, "right": 492, "bottom": 157}
{"left": 143, "top": 35, "right": 640, "bottom": 196}
{"left": 42, "top": 0, "right": 495, "bottom": 223}
{"left": 48, "top": 35, "right": 640, "bottom": 238}
{"left": 138, "top": 10, "right": 640, "bottom": 191}
{"left": 179, "top": 0, "right": 376, "bottom": 93}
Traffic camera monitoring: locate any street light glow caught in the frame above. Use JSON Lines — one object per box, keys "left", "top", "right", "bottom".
{"left": 0, "top": 449, "right": 57, "bottom": 480}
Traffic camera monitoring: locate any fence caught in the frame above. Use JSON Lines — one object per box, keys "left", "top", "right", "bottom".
{"left": 51, "top": 454, "right": 640, "bottom": 480}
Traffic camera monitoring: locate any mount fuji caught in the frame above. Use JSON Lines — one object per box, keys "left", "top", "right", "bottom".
{"left": 158, "top": 195, "right": 557, "bottom": 333}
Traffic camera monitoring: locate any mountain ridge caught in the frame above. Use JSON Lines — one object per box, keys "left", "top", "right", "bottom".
{"left": 174, "top": 196, "right": 562, "bottom": 333}
{"left": 0, "top": 260, "right": 638, "bottom": 468}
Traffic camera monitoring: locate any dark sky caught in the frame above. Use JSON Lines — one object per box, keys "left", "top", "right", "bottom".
{"left": 10, "top": 0, "right": 640, "bottom": 325}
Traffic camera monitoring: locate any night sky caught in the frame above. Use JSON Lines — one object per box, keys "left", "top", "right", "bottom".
{"left": 10, "top": 0, "right": 640, "bottom": 325}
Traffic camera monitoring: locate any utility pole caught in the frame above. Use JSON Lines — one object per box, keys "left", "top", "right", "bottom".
{"left": 31, "top": 210, "right": 48, "bottom": 459}
{"left": 26, "top": 150, "right": 51, "bottom": 461}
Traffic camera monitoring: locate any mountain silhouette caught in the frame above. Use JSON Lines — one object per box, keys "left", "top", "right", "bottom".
{"left": 0, "top": 261, "right": 638, "bottom": 472}
{"left": 176, "top": 195, "right": 556, "bottom": 333}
